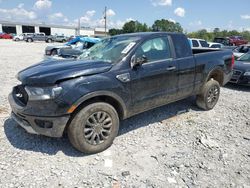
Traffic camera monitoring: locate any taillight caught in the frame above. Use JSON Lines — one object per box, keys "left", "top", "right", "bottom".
{"left": 231, "top": 55, "right": 235, "bottom": 68}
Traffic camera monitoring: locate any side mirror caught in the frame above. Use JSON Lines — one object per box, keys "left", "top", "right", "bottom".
{"left": 130, "top": 55, "right": 147, "bottom": 69}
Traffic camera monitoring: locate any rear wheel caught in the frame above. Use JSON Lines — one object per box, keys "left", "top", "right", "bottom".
{"left": 196, "top": 79, "right": 220, "bottom": 110}
{"left": 68, "top": 102, "right": 119, "bottom": 154}
{"left": 27, "top": 38, "right": 33, "bottom": 43}
{"left": 47, "top": 39, "right": 52, "bottom": 43}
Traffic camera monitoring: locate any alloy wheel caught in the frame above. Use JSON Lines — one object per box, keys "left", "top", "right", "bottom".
{"left": 84, "top": 111, "right": 112, "bottom": 145}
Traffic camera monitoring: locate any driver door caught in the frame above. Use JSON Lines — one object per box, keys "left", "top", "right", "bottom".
{"left": 129, "top": 36, "right": 179, "bottom": 114}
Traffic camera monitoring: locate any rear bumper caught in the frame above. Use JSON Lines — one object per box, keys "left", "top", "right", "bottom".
{"left": 9, "top": 93, "right": 70, "bottom": 138}
{"left": 223, "top": 71, "right": 233, "bottom": 86}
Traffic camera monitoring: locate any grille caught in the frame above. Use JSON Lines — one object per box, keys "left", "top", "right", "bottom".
{"left": 13, "top": 85, "right": 28, "bottom": 106}
{"left": 230, "top": 70, "right": 243, "bottom": 83}
{"left": 233, "top": 70, "right": 242, "bottom": 76}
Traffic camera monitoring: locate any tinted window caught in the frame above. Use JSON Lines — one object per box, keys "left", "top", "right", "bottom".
{"left": 211, "top": 44, "right": 221, "bottom": 48}
{"left": 172, "top": 35, "right": 192, "bottom": 58}
{"left": 200, "top": 40, "right": 209, "bottom": 47}
{"left": 192, "top": 40, "right": 199, "bottom": 47}
{"left": 135, "top": 37, "right": 171, "bottom": 62}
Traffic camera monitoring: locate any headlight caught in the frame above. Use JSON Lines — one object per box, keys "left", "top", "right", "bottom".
{"left": 25, "top": 86, "right": 62, "bottom": 101}
{"left": 244, "top": 71, "right": 250, "bottom": 76}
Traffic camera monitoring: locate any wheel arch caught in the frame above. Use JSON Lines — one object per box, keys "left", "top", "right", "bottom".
{"left": 206, "top": 67, "right": 224, "bottom": 86}
{"left": 69, "top": 91, "right": 127, "bottom": 120}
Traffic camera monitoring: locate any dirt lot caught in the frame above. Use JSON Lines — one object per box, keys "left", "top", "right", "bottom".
{"left": 0, "top": 39, "right": 249, "bottom": 187}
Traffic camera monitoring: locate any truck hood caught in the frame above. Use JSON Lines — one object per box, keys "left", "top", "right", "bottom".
{"left": 18, "top": 59, "right": 113, "bottom": 85}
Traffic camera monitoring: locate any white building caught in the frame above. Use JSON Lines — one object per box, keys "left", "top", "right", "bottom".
{"left": 0, "top": 21, "right": 107, "bottom": 37}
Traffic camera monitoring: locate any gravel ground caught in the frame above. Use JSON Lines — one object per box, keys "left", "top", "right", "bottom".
{"left": 0, "top": 39, "right": 250, "bottom": 188}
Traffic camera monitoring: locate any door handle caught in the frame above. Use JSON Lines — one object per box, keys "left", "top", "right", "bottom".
{"left": 166, "top": 66, "right": 176, "bottom": 71}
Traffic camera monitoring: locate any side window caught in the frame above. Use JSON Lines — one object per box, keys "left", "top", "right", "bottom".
{"left": 192, "top": 40, "right": 199, "bottom": 47}
{"left": 211, "top": 44, "right": 220, "bottom": 48}
{"left": 135, "top": 37, "right": 171, "bottom": 63}
{"left": 200, "top": 40, "right": 209, "bottom": 47}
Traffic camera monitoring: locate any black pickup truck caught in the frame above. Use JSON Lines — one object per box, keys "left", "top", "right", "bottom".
{"left": 9, "top": 32, "right": 234, "bottom": 153}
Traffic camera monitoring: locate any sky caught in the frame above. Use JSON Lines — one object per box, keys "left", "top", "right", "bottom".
{"left": 0, "top": 0, "right": 250, "bottom": 32}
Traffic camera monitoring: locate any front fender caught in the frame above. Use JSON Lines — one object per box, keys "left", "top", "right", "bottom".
{"left": 72, "top": 90, "right": 128, "bottom": 119}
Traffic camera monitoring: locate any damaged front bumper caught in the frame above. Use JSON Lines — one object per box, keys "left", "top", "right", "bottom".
{"left": 8, "top": 92, "right": 70, "bottom": 138}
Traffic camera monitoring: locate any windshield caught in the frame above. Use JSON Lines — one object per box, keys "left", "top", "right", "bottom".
{"left": 78, "top": 36, "right": 140, "bottom": 63}
{"left": 238, "top": 53, "right": 250, "bottom": 62}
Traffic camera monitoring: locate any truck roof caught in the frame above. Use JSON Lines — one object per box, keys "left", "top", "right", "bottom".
{"left": 114, "top": 32, "right": 185, "bottom": 39}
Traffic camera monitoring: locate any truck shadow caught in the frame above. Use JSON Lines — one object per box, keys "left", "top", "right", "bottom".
{"left": 4, "top": 97, "right": 198, "bottom": 156}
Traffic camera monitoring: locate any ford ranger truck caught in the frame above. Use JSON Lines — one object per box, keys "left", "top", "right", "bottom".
{"left": 9, "top": 32, "right": 234, "bottom": 154}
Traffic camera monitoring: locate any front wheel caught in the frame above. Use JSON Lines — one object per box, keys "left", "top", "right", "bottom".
{"left": 196, "top": 79, "right": 220, "bottom": 110}
{"left": 68, "top": 102, "right": 119, "bottom": 154}
{"left": 51, "top": 49, "right": 57, "bottom": 56}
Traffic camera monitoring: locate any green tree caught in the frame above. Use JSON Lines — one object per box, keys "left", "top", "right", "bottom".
{"left": 122, "top": 21, "right": 137, "bottom": 33}
{"left": 187, "top": 29, "right": 250, "bottom": 42}
{"left": 109, "top": 28, "right": 123, "bottom": 36}
{"left": 152, "top": 19, "right": 183, "bottom": 33}
{"left": 122, "top": 21, "right": 149, "bottom": 33}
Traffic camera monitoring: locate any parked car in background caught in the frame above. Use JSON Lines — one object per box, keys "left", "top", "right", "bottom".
{"left": 228, "top": 36, "right": 248, "bottom": 46}
{"left": 230, "top": 52, "right": 250, "bottom": 86}
{"left": 213, "top": 37, "right": 231, "bottom": 46}
{"left": 45, "top": 36, "right": 100, "bottom": 56}
{"left": 0, "top": 33, "right": 13, "bottom": 39}
{"left": 9, "top": 32, "right": 234, "bottom": 153}
{"left": 53, "top": 35, "right": 69, "bottom": 43}
{"left": 189, "top": 38, "right": 209, "bottom": 48}
{"left": 208, "top": 42, "right": 225, "bottom": 49}
{"left": 233, "top": 44, "right": 250, "bottom": 59}
{"left": 24, "top": 33, "right": 54, "bottom": 43}
{"left": 13, "top": 33, "right": 33, "bottom": 41}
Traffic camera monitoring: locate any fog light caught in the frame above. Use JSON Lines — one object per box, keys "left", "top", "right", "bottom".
{"left": 35, "top": 119, "right": 53, "bottom": 129}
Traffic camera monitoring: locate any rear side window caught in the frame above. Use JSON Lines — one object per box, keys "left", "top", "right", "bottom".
{"left": 171, "top": 35, "right": 192, "bottom": 58}
{"left": 192, "top": 40, "right": 199, "bottom": 47}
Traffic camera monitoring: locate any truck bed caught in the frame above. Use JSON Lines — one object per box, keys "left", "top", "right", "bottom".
{"left": 192, "top": 48, "right": 221, "bottom": 54}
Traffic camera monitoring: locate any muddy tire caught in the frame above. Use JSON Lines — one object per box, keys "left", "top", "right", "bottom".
{"left": 68, "top": 102, "right": 119, "bottom": 154}
{"left": 196, "top": 79, "right": 220, "bottom": 110}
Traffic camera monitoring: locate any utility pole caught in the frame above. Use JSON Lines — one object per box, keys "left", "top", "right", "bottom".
{"left": 104, "top": 6, "right": 107, "bottom": 36}
{"left": 78, "top": 18, "right": 81, "bottom": 35}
